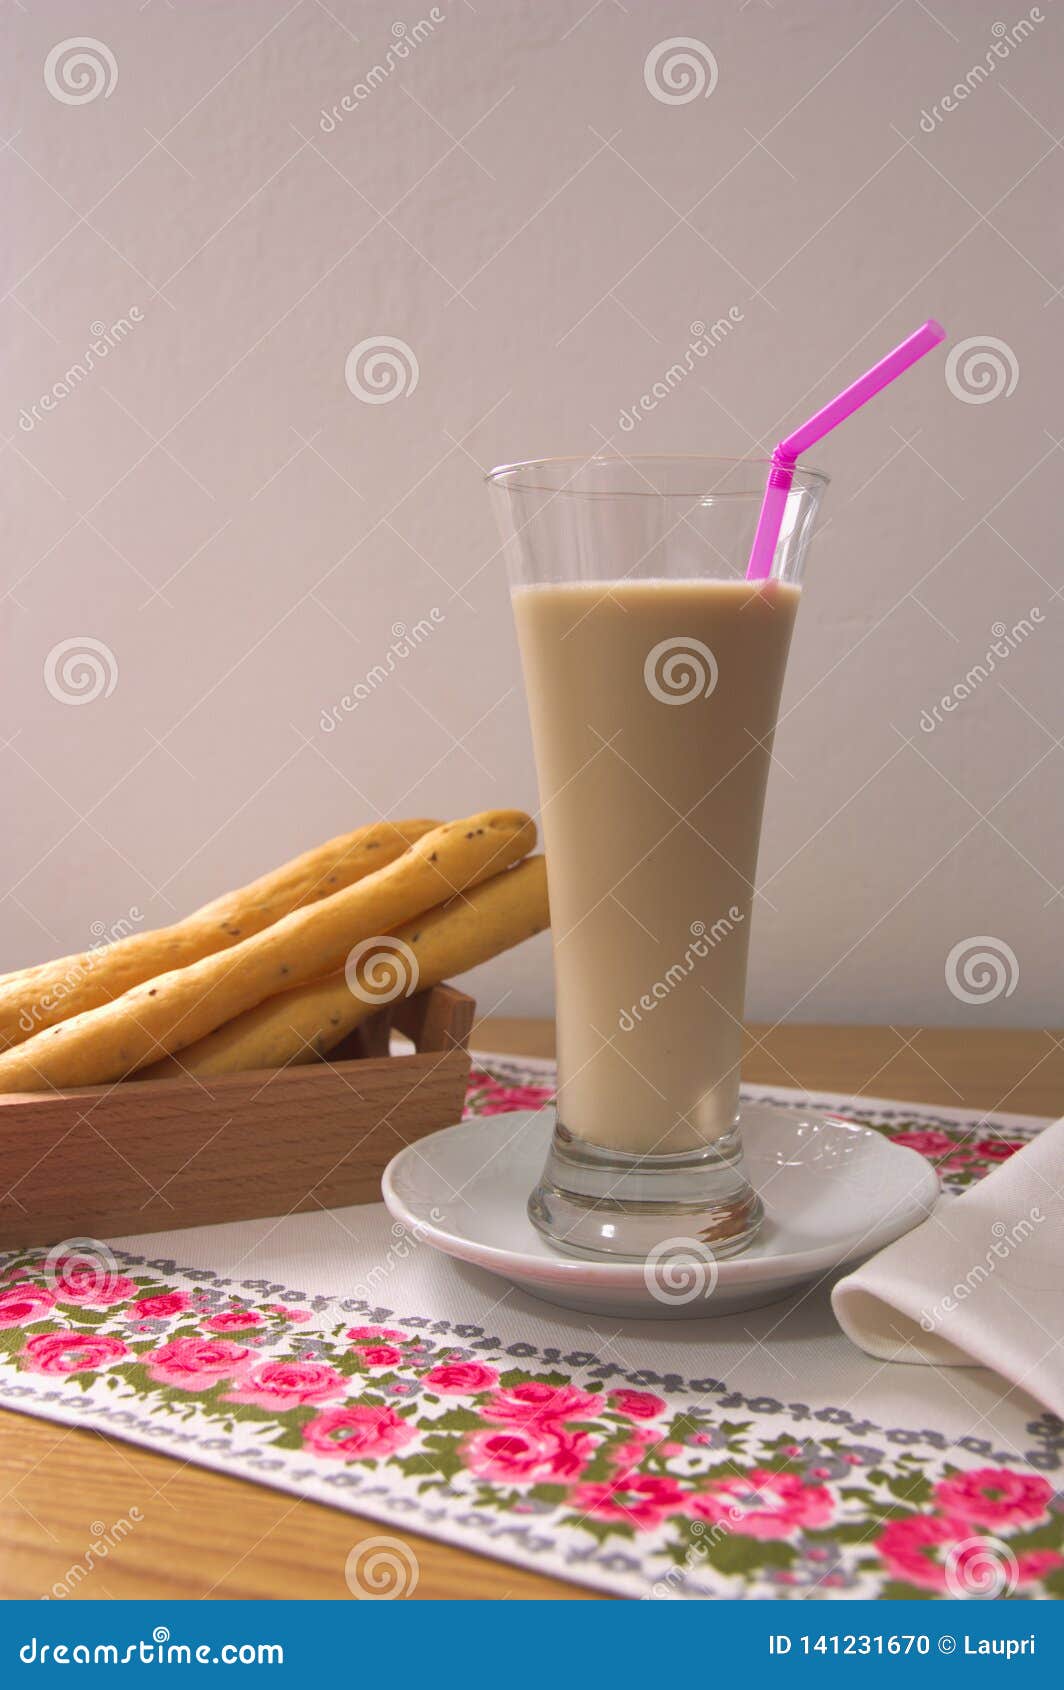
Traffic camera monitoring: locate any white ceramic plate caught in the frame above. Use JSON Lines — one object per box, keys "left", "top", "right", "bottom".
{"left": 382, "top": 1104, "right": 939, "bottom": 1319}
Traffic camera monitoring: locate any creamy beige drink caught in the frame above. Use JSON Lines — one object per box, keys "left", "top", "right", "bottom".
{"left": 513, "top": 577, "right": 799, "bottom": 1158}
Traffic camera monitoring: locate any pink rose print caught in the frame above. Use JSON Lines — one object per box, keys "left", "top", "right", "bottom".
{"left": 610, "top": 1389, "right": 666, "bottom": 1421}
{"left": 605, "top": 1426, "right": 659, "bottom": 1468}
{"left": 0, "top": 1284, "right": 56, "bottom": 1327}
{"left": 874, "top": 1514, "right": 963, "bottom": 1590}
{"left": 467, "top": 1072, "right": 553, "bottom": 1116}
{"left": 302, "top": 1404, "right": 416, "bottom": 1461}
{"left": 689, "top": 1468, "right": 835, "bottom": 1540}
{"left": 346, "top": 1326, "right": 406, "bottom": 1342}
{"left": 133, "top": 1292, "right": 194, "bottom": 1319}
{"left": 19, "top": 1331, "right": 130, "bottom": 1377}
{"left": 570, "top": 1472, "right": 686, "bottom": 1531}
{"left": 1014, "top": 1550, "right": 1064, "bottom": 1583}
{"left": 610, "top": 1438, "right": 660, "bottom": 1469}
{"left": 974, "top": 1138, "right": 1023, "bottom": 1162}
{"left": 537, "top": 1430, "right": 596, "bottom": 1481}
{"left": 265, "top": 1304, "right": 312, "bottom": 1322}
{"left": 476, "top": 1090, "right": 553, "bottom": 1116}
{"left": 876, "top": 1514, "right": 1061, "bottom": 1592}
{"left": 423, "top": 1362, "right": 499, "bottom": 1395}
{"left": 53, "top": 1269, "right": 139, "bottom": 1307}
{"left": 359, "top": 1344, "right": 403, "bottom": 1368}
{"left": 144, "top": 1336, "right": 253, "bottom": 1391}
{"left": 462, "top": 1426, "right": 594, "bottom": 1485}
{"left": 891, "top": 1130, "right": 955, "bottom": 1156}
{"left": 934, "top": 1468, "right": 1053, "bottom": 1529}
{"left": 224, "top": 1359, "right": 346, "bottom": 1410}
{"left": 203, "top": 1309, "right": 263, "bottom": 1332}
{"left": 484, "top": 1381, "right": 600, "bottom": 1428}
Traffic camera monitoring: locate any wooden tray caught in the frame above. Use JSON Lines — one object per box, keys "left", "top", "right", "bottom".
{"left": 0, "top": 984, "right": 474, "bottom": 1250}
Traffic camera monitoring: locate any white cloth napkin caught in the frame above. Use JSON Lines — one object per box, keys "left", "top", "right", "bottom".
{"left": 832, "top": 1117, "right": 1064, "bottom": 1418}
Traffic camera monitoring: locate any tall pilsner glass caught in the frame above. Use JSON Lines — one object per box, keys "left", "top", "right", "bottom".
{"left": 489, "top": 456, "right": 827, "bottom": 1261}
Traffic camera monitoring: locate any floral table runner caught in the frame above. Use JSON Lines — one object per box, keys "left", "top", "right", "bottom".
{"left": 0, "top": 1057, "right": 1060, "bottom": 1602}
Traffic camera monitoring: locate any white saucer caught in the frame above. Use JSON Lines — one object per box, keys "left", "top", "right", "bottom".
{"left": 382, "top": 1104, "right": 939, "bottom": 1319}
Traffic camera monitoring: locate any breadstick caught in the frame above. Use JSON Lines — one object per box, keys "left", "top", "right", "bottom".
{"left": 0, "top": 811, "right": 535, "bottom": 1094}
{"left": 141, "top": 856, "right": 549, "bottom": 1079}
{"left": 0, "top": 818, "right": 438, "bottom": 1052}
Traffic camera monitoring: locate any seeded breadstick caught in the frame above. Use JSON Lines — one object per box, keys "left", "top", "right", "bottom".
{"left": 0, "top": 818, "right": 438, "bottom": 1052}
{"left": 0, "top": 811, "right": 535, "bottom": 1094}
{"left": 141, "top": 856, "right": 549, "bottom": 1079}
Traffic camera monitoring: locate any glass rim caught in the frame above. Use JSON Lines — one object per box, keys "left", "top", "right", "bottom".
{"left": 485, "top": 453, "right": 829, "bottom": 499}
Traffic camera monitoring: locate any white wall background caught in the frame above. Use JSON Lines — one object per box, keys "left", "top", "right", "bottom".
{"left": 2, "top": 0, "right": 1060, "bottom": 1029}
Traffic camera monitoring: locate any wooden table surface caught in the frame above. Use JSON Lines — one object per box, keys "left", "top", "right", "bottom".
{"left": 1, "top": 1019, "right": 1060, "bottom": 1601}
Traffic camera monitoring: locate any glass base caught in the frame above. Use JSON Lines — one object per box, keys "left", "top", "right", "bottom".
{"left": 527, "top": 1119, "right": 764, "bottom": 1262}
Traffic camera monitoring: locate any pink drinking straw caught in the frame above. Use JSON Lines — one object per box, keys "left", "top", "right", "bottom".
{"left": 745, "top": 319, "right": 946, "bottom": 581}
